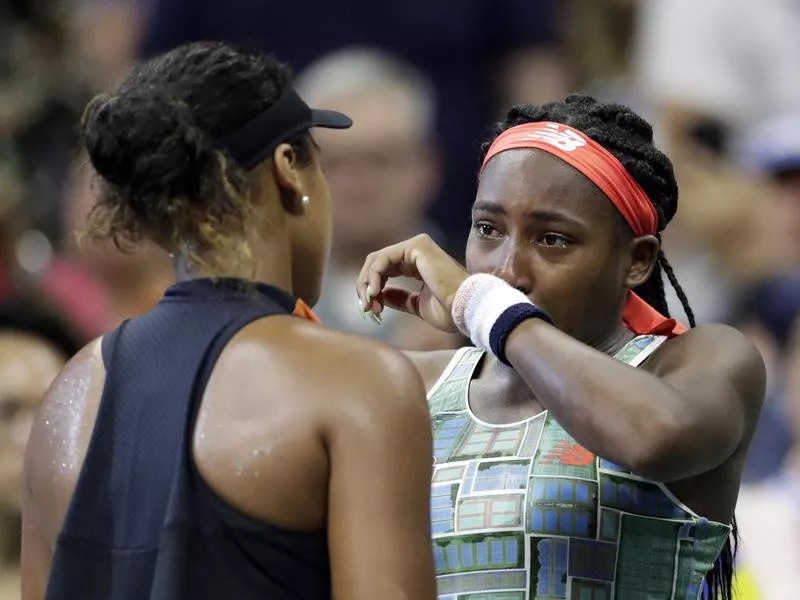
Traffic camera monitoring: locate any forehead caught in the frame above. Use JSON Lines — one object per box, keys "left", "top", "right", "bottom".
{"left": 476, "top": 149, "right": 619, "bottom": 225}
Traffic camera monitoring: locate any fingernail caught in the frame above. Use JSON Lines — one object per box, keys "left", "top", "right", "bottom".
{"left": 358, "top": 299, "right": 366, "bottom": 320}
{"left": 369, "top": 312, "right": 382, "bottom": 326}
{"left": 366, "top": 287, "right": 373, "bottom": 303}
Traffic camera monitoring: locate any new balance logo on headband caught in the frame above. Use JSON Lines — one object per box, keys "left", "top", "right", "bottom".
{"left": 521, "top": 123, "right": 587, "bottom": 152}
{"left": 482, "top": 121, "right": 658, "bottom": 237}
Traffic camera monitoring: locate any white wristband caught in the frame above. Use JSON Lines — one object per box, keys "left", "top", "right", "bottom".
{"left": 451, "top": 274, "right": 533, "bottom": 353}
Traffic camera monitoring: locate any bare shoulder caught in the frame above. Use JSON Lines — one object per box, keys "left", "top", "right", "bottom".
{"left": 30, "top": 338, "right": 105, "bottom": 458}
{"left": 649, "top": 323, "right": 766, "bottom": 412}
{"left": 402, "top": 349, "right": 461, "bottom": 392}
{"left": 25, "top": 338, "right": 105, "bottom": 537}
{"left": 233, "top": 316, "right": 429, "bottom": 408}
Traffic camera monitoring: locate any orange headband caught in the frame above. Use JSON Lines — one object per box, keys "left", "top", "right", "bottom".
{"left": 482, "top": 122, "right": 659, "bottom": 237}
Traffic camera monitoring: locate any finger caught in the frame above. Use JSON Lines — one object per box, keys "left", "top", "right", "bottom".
{"left": 370, "top": 290, "right": 385, "bottom": 319}
{"left": 366, "top": 268, "right": 385, "bottom": 312}
{"left": 356, "top": 240, "right": 424, "bottom": 311}
{"left": 357, "top": 251, "right": 389, "bottom": 310}
{"left": 382, "top": 286, "right": 421, "bottom": 317}
{"left": 359, "top": 256, "right": 414, "bottom": 311}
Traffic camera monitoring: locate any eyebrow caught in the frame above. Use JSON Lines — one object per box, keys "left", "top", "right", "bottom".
{"left": 471, "top": 200, "right": 586, "bottom": 228}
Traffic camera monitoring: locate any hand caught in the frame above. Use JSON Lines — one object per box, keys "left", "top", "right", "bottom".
{"left": 357, "top": 234, "right": 469, "bottom": 333}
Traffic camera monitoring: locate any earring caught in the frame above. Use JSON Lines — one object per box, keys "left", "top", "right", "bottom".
{"left": 301, "top": 195, "right": 311, "bottom": 207}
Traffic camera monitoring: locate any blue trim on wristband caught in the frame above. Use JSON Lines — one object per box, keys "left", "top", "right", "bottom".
{"left": 489, "top": 303, "right": 553, "bottom": 365}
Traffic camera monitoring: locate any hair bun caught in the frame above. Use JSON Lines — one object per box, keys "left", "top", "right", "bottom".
{"left": 82, "top": 90, "right": 214, "bottom": 204}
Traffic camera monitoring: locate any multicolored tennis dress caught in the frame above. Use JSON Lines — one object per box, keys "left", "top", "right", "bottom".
{"left": 427, "top": 334, "right": 730, "bottom": 600}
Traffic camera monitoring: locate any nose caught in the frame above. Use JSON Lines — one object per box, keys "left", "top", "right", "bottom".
{"left": 492, "top": 243, "right": 533, "bottom": 295}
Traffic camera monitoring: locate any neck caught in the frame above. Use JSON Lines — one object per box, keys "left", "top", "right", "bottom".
{"left": 103, "top": 262, "right": 174, "bottom": 318}
{"left": 175, "top": 237, "right": 295, "bottom": 295}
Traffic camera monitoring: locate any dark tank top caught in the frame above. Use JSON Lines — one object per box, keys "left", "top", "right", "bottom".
{"left": 45, "top": 278, "right": 331, "bottom": 600}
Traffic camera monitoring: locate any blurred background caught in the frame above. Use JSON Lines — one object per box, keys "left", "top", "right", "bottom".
{"left": 1, "top": 0, "right": 799, "bottom": 597}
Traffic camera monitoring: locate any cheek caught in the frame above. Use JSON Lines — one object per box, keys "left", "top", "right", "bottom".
{"left": 464, "top": 235, "right": 508, "bottom": 278}
{"left": 532, "top": 253, "right": 620, "bottom": 325}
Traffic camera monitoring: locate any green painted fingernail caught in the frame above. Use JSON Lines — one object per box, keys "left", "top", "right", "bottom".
{"left": 369, "top": 312, "right": 382, "bottom": 325}
{"left": 358, "top": 299, "right": 366, "bottom": 320}
{"left": 366, "top": 288, "right": 372, "bottom": 303}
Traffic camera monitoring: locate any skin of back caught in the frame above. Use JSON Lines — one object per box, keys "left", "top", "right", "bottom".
{"left": 22, "top": 315, "right": 436, "bottom": 600}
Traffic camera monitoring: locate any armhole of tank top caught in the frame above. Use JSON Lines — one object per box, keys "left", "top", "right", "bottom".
{"left": 187, "top": 311, "right": 281, "bottom": 430}
{"left": 185, "top": 308, "right": 315, "bottom": 532}
{"left": 623, "top": 335, "right": 669, "bottom": 368}
{"left": 184, "top": 308, "right": 344, "bottom": 539}
{"left": 58, "top": 320, "right": 132, "bottom": 539}
{"left": 100, "top": 320, "right": 129, "bottom": 369}
{"left": 426, "top": 347, "right": 475, "bottom": 401}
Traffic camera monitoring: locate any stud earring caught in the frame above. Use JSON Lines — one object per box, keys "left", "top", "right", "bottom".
{"left": 301, "top": 195, "right": 310, "bottom": 206}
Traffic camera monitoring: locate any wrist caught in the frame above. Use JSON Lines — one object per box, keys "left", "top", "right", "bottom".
{"left": 451, "top": 273, "right": 553, "bottom": 364}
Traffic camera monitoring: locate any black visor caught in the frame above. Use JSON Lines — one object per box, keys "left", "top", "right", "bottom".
{"left": 217, "top": 88, "right": 352, "bottom": 170}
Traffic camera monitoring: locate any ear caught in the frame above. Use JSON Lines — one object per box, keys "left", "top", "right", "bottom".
{"left": 271, "top": 142, "right": 307, "bottom": 215}
{"left": 625, "top": 234, "right": 660, "bottom": 288}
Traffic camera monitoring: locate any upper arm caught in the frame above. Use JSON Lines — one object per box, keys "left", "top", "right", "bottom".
{"left": 325, "top": 349, "right": 436, "bottom": 600}
{"left": 644, "top": 325, "right": 766, "bottom": 480}
{"left": 21, "top": 476, "right": 49, "bottom": 600}
{"left": 22, "top": 340, "right": 104, "bottom": 600}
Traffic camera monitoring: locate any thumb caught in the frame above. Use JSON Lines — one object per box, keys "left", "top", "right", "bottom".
{"left": 381, "top": 286, "right": 421, "bottom": 317}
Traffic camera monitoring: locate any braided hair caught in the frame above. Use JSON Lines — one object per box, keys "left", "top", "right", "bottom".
{"left": 482, "top": 94, "right": 735, "bottom": 599}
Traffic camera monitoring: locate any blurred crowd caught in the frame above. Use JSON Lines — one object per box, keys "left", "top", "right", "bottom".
{"left": 1, "top": 0, "right": 799, "bottom": 598}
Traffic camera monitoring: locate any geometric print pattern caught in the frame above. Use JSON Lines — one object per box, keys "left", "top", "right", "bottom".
{"left": 426, "top": 338, "right": 731, "bottom": 600}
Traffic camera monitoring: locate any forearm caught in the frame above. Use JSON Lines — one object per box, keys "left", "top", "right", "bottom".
{"left": 504, "top": 319, "right": 684, "bottom": 474}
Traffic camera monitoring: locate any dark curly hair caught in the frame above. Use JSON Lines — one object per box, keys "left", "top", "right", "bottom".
{"left": 80, "top": 41, "right": 316, "bottom": 273}
{"left": 483, "top": 94, "right": 737, "bottom": 599}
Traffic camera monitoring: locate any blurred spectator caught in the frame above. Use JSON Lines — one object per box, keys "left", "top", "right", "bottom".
{"left": 737, "top": 113, "right": 800, "bottom": 269}
{"left": 565, "top": 0, "right": 642, "bottom": 108}
{"left": 736, "top": 316, "right": 800, "bottom": 598}
{"left": 70, "top": 0, "right": 147, "bottom": 91}
{"left": 0, "top": 0, "right": 93, "bottom": 247}
{"left": 563, "top": 1, "right": 780, "bottom": 326}
{"left": 629, "top": 0, "right": 800, "bottom": 327}
{"left": 734, "top": 277, "right": 800, "bottom": 483}
{"left": 42, "top": 154, "right": 175, "bottom": 340}
{"left": 634, "top": 0, "right": 800, "bottom": 160}
{"left": 0, "top": 155, "right": 26, "bottom": 296}
{"left": 726, "top": 115, "right": 800, "bottom": 483}
{"left": 0, "top": 0, "right": 147, "bottom": 255}
{"left": 659, "top": 157, "right": 777, "bottom": 325}
{"left": 138, "top": 0, "right": 570, "bottom": 256}
{"left": 297, "top": 48, "right": 461, "bottom": 350}
{"left": 0, "top": 297, "right": 82, "bottom": 600}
